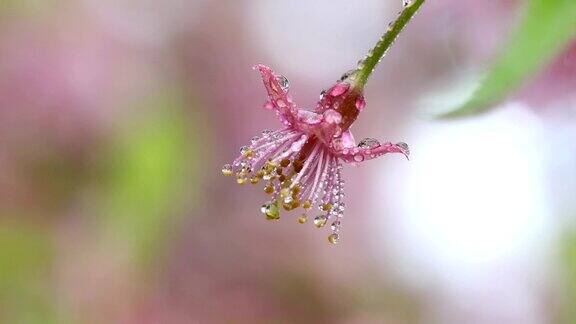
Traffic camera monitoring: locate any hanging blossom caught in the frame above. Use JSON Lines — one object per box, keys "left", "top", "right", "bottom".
{"left": 222, "top": 0, "right": 424, "bottom": 244}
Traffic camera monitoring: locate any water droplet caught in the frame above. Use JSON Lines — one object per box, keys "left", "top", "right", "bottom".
{"left": 396, "top": 142, "right": 410, "bottom": 153}
{"left": 331, "top": 221, "right": 341, "bottom": 231}
{"left": 353, "top": 154, "right": 364, "bottom": 162}
{"left": 329, "top": 83, "right": 350, "bottom": 97}
{"left": 261, "top": 130, "right": 273, "bottom": 137}
{"left": 314, "top": 215, "right": 327, "bottom": 228}
{"left": 340, "top": 69, "right": 357, "bottom": 81}
{"left": 355, "top": 97, "right": 366, "bottom": 111}
{"left": 323, "top": 109, "right": 342, "bottom": 124}
{"left": 261, "top": 202, "right": 280, "bottom": 220}
{"left": 403, "top": 0, "right": 413, "bottom": 7}
{"left": 276, "top": 75, "right": 290, "bottom": 92}
{"left": 251, "top": 136, "right": 260, "bottom": 144}
{"left": 297, "top": 214, "right": 307, "bottom": 224}
{"left": 357, "top": 59, "right": 365, "bottom": 69}
{"left": 221, "top": 164, "right": 233, "bottom": 176}
{"left": 297, "top": 109, "right": 322, "bottom": 124}
{"left": 357, "top": 138, "right": 381, "bottom": 149}
{"left": 328, "top": 233, "right": 340, "bottom": 244}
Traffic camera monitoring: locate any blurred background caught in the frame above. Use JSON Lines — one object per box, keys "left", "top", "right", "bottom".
{"left": 0, "top": 0, "right": 575, "bottom": 323}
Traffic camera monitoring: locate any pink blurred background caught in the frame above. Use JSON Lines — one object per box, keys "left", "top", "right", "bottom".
{"left": 1, "top": 0, "right": 575, "bottom": 323}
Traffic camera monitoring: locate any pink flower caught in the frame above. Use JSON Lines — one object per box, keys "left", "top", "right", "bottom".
{"left": 222, "top": 0, "right": 422, "bottom": 244}
{"left": 222, "top": 65, "right": 409, "bottom": 244}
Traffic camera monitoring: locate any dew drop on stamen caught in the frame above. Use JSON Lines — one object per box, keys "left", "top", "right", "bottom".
{"left": 331, "top": 221, "right": 341, "bottom": 231}
{"left": 314, "top": 215, "right": 327, "bottom": 228}
{"left": 328, "top": 233, "right": 340, "bottom": 244}
{"left": 221, "top": 164, "right": 233, "bottom": 176}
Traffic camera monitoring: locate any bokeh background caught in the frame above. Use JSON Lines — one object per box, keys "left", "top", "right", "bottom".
{"left": 1, "top": 0, "right": 575, "bottom": 323}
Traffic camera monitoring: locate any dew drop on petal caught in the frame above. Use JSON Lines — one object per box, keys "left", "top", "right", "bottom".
{"left": 297, "top": 109, "right": 323, "bottom": 124}
{"left": 396, "top": 142, "right": 409, "bottom": 151}
{"left": 354, "top": 154, "right": 364, "bottom": 162}
{"left": 355, "top": 97, "right": 366, "bottom": 111}
{"left": 329, "top": 83, "right": 350, "bottom": 97}
{"left": 276, "top": 75, "right": 290, "bottom": 92}
{"left": 323, "top": 109, "right": 342, "bottom": 124}
{"left": 357, "top": 138, "right": 381, "bottom": 149}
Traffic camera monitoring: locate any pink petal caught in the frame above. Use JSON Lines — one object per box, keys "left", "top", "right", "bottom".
{"left": 337, "top": 141, "right": 410, "bottom": 163}
{"left": 253, "top": 64, "right": 298, "bottom": 126}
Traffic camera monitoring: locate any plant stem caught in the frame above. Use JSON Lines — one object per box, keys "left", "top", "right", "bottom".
{"left": 355, "top": 0, "right": 425, "bottom": 88}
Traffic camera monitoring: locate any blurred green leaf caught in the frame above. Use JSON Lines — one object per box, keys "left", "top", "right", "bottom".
{"left": 0, "top": 0, "right": 60, "bottom": 18}
{"left": 0, "top": 224, "right": 60, "bottom": 324}
{"left": 439, "top": 0, "right": 576, "bottom": 118}
{"left": 101, "top": 91, "right": 200, "bottom": 265}
{"left": 560, "top": 230, "right": 576, "bottom": 324}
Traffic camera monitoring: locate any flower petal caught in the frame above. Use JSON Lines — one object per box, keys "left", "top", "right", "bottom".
{"left": 254, "top": 64, "right": 298, "bottom": 126}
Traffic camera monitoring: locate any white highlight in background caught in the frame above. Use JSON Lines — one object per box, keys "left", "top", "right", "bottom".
{"left": 372, "top": 103, "right": 553, "bottom": 323}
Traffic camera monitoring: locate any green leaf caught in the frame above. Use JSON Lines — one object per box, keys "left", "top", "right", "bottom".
{"left": 438, "top": 0, "right": 576, "bottom": 118}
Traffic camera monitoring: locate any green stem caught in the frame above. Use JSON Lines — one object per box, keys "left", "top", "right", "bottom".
{"left": 355, "top": 0, "right": 425, "bottom": 88}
